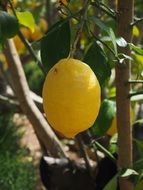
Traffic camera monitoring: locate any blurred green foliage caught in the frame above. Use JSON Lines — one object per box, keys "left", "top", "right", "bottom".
{"left": 0, "top": 114, "right": 36, "bottom": 190}
{"left": 23, "top": 61, "right": 44, "bottom": 96}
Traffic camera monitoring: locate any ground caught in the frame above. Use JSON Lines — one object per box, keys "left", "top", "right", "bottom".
{"left": 13, "top": 113, "right": 44, "bottom": 190}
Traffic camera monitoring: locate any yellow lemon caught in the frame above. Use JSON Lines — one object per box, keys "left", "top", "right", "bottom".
{"left": 107, "top": 116, "right": 117, "bottom": 136}
{"left": 13, "top": 27, "right": 31, "bottom": 54}
{"left": 42, "top": 58, "right": 101, "bottom": 138}
{"left": 39, "top": 18, "right": 48, "bottom": 33}
{"left": 30, "top": 26, "right": 43, "bottom": 41}
{"left": 12, "top": 0, "right": 17, "bottom": 7}
{"left": 13, "top": 35, "right": 25, "bottom": 54}
{"left": 107, "top": 107, "right": 134, "bottom": 136}
{"left": 59, "top": 0, "right": 68, "bottom": 6}
{"left": 0, "top": 53, "right": 8, "bottom": 71}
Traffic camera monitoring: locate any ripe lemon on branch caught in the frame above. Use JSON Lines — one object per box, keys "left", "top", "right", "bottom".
{"left": 42, "top": 58, "right": 101, "bottom": 138}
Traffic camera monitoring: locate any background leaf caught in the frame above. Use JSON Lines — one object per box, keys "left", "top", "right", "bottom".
{"left": 129, "top": 43, "right": 143, "bottom": 55}
{"left": 90, "top": 99, "right": 116, "bottom": 136}
{"left": 109, "top": 134, "right": 118, "bottom": 154}
{"left": 40, "top": 20, "right": 70, "bottom": 73}
{"left": 0, "top": 11, "right": 19, "bottom": 41}
{"left": 116, "top": 37, "right": 127, "bottom": 47}
{"left": 92, "top": 17, "right": 109, "bottom": 33}
{"left": 108, "top": 28, "right": 117, "bottom": 56}
{"left": 133, "top": 25, "right": 140, "bottom": 37}
{"left": 83, "top": 41, "right": 111, "bottom": 86}
{"left": 134, "top": 139, "right": 143, "bottom": 158}
{"left": 134, "top": 180, "right": 143, "bottom": 190}
{"left": 103, "top": 174, "right": 118, "bottom": 190}
{"left": 131, "top": 94, "right": 143, "bottom": 102}
{"left": 120, "top": 168, "right": 138, "bottom": 177}
{"left": 16, "top": 11, "right": 36, "bottom": 32}
{"left": 91, "top": 17, "right": 117, "bottom": 55}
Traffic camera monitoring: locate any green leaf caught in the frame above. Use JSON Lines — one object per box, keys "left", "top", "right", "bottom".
{"left": 0, "top": 11, "right": 19, "bottom": 41}
{"left": 92, "top": 17, "right": 109, "bottom": 33}
{"left": 134, "top": 139, "right": 143, "bottom": 157}
{"left": 116, "top": 37, "right": 127, "bottom": 47}
{"left": 109, "top": 134, "right": 118, "bottom": 154}
{"left": 134, "top": 180, "right": 143, "bottom": 190}
{"left": 93, "top": 141, "right": 116, "bottom": 162}
{"left": 83, "top": 42, "right": 111, "bottom": 86}
{"left": 129, "top": 43, "right": 143, "bottom": 55}
{"left": 40, "top": 19, "right": 70, "bottom": 73}
{"left": 108, "top": 28, "right": 117, "bottom": 56}
{"left": 16, "top": 11, "right": 35, "bottom": 32}
{"left": 91, "top": 17, "right": 117, "bottom": 55}
{"left": 103, "top": 174, "right": 118, "bottom": 190}
{"left": 131, "top": 95, "right": 143, "bottom": 102}
{"left": 134, "top": 158, "right": 143, "bottom": 173}
{"left": 90, "top": 99, "right": 116, "bottom": 136}
{"left": 120, "top": 168, "right": 138, "bottom": 177}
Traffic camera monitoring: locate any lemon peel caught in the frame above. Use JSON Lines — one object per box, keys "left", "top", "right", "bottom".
{"left": 42, "top": 58, "right": 101, "bottom": 138}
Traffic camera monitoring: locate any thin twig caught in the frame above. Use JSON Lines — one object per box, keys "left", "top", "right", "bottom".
{"left": 87, "top": 130, "right": 116, "bottom": 163}
{"left": 92, "top": 141, "right": 116, "bottom": 163}
{"left": 8, "top": 0, "right": 46, "bottom": 75}
{"left": 0, "top": 94, "right": 19, "bottom": 106}
{"left": 100, "top": 1, "right": 117, "bottom": 15}
{"left": 90, "top": 1, "right": 116, "bottom": 20}
{"left": 76, "top": 134, "right": 94, "bottom": 178}
{"left": 70, "top": 0, "right": 89, "bottom": 58}
{"left": 18, "top": 31, "right": 46, "bottom": 75}
{"left": 129, "top": 91, "right": 143, "bottom": 98}
{"left": 8, "top": 0, "right": 17, "bottom": 17}
{"left": 128, "top": 80, "right": 143, "bottom": 84}
{"left": 131, "top": 17, "right": 143, "bottom": 26}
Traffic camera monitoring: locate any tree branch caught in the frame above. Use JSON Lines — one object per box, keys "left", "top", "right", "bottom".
{"left": 90, "top": 1, "right": 116, "bottom": 20}
{"left": 128, "top": 79, "right": 143, "bottom": 84}
{"left": 4, "top": 39, "right": 67, "bottom": 158}
{"left": 18, "top": 31, "right": 46, "bottom": 75}
{"left": 0, "top": 94, "right": 19, "bottom": 106}
{"left": 129, "top": 90, "right": 143, "bottom": 98}
{"left": 131, "top": 17, "right": 143, "bottom": 26}
{"left": 116, "top": 0, "right": 134, "bottom": 189}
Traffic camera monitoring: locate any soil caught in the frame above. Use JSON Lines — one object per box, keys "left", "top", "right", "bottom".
{"left": 13, "top": 113, "right": 45, "bottom": 190}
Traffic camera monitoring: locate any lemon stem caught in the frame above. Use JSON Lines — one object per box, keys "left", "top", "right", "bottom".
{"left": 69, "top": 0, "right": 89, "bottom": 58}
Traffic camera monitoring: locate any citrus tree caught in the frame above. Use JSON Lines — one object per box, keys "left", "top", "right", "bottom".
{"left": 1, "top": 0, "right": 143, "bottom": 190}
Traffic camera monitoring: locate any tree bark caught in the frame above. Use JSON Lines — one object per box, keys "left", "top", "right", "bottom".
{"left": 4, "top": 39, "right": 67, "bottom": 158}
{"left": 116, "top": 0, "right": 134, "bottom": 190}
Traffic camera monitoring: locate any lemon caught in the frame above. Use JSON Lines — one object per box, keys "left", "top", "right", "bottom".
{"left": 42, "top": 58, "right": 101, "bottom": 138}
{"left": 12, "top": 0, "right": 17, "bottom": 7}
{"left": 39, "top": 18, "right": 48, "bottom": 33}
{"left": 0, "top": 53, "right": 8, "bottom": 71}
{"left": 107, "top": 107, "right": 134, "bottom": 136}
{"left": 30, "top": 26, "right": 43, "bottom": 41}
{"left": 13, "top": 27, "right": 30, "bottom": 54}
{"left": 107, "top": 116, "right": 117, "bottom": 136}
